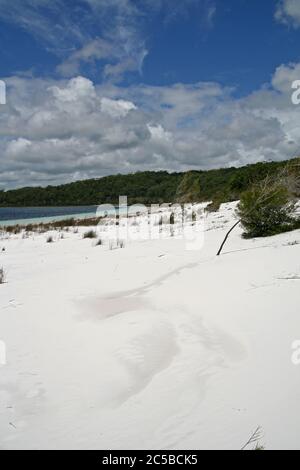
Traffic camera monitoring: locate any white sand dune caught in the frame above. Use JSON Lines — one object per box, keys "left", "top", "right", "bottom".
{"left": 0, "top": 202, "right": 299, "bottom": 450}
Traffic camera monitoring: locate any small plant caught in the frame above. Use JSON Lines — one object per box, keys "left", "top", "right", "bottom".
{"left": 46, "top": 236, "right": 54, "bottom": 243}
{"left": 95, "top": 238, "right": 103, "bottom": 246}
{"left": 5, "top": 225, "right": 22, "bottom": 235}
{"left": 117, "top": 239, "right": 125, "bottom": 249}
{"left": 286, "top": 240, "right": 300, "bottom": 246}
{"left": 206, "top": 200, "right": 222, "bottom": 213}
{"left": 241, "top": 426, "right": 265, "bottom": 451}
{"left": 83, "top": 230, "right": 97, "bottom": 239}
{"left": 0, "top": 267, "right": 6, "bottom": 284}
{"left": 217, "top": 170, "right": 300, "bottom": 256}
{"left": 238, "top": 179, "right": 297, "bottom": 239}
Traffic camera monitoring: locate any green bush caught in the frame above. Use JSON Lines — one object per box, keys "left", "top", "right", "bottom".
{"left": 83, "top": 230, "right": 97, "bottom": 239}
{"left": 176, "top": 172, "right": 201, "bottom": 203}
{"left": 0, "top": 267, "right": 5, "bottom": 284}
{"left": 206, "top": 200, "right": 222, "bottom": 213}
{"left": 238, "top": 180, "right": 298, "bottom": 238}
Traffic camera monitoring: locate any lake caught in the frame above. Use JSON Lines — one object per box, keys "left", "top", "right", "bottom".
{"left": 0, "top": 206, "right": 98, "bottom": 226}
{"left": 0, "top": 204, "right": 148, "bottom": 226}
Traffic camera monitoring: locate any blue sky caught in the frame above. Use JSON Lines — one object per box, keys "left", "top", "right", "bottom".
{"left": 140, "top": 0, "right": 300, "bottom": 94}
{"left": 0, "top": 0, "right": 300, "bottom": 188}
{"left": 1, "top": 0, "right": 300, "bottom": 92}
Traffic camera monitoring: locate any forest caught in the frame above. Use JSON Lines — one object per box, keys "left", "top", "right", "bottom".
{"left": 0, "top": 158, "right": 299, "bottom": 207}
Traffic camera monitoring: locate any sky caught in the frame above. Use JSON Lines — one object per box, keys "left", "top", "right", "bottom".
{"left": 1, "top": 0, "right": 300, "bottom": 188}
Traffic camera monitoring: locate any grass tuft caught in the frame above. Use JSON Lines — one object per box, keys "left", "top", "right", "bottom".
{"left": 0, "top": 267, "right": 6, "bottom": 284}
{"left": 83, "top": 230, "right": 97, "bottom": 239}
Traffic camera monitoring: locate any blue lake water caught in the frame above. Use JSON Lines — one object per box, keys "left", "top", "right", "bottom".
{"left": 0, "top": 204, "right": 146, "bottom": 226}
{"left": 0, "top": 206, "right": 99, "bottom": 226}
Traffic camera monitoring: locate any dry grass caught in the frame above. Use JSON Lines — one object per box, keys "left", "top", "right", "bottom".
{"left": 3, "top": 216, "right": 103, "bottom": 234}
{"left": 241, "top": 426, "right": 265, "bottom": 451}
{"left": 83, "top": 230, "right": 97, "bottom": 239}
{"left": 0, "top": 267, "right": 6, "bottom": 284}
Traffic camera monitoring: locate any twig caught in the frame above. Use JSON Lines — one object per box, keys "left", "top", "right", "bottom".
{"left": 241, "top": 426, "right": 263, "bottom": 450}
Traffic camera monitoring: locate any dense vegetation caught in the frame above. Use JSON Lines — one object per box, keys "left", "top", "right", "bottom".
{"left": 238, "top": 178, "right": 300, "bottom": 238}
{"left": 0, "top": 158, "right": 299, "bottom": 207}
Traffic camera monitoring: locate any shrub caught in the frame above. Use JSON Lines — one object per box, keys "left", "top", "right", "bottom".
{"left": 206, "top": 200, "right": 222, "bottom": 213}
{"left": 83, "top": 230, "right": 97, "bottom": 239}
{"left": 176, "top": 172, "right": 201, "bottom": 203}
{"left": 238, "top": 179, "right": 298, "bottom": 238}
{"left": 117, "top": 239, "right": 125, "bottom": 249}
{"left": 95, "top": 238, "right": 103, "bottom": 246}
{"left": 5, "top": 225, "right": 21, "bottom": 235}
{"left": 46, "top": 236, "right": 54, "bottom": 243}
{"left": 0, "top": 267, "right": 5, "bottom": 284}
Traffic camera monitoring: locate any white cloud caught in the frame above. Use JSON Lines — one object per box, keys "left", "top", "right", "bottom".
{"left": 272, "top": 62, "right": 300, "bottom": 92}
{"left": 275, "top": 0, "right": 300, "bottom": 27}
{"left": 0, "top": 0, "right": 217, "bottom": 82}
{"left": 0, "top": 0, "right": 147, "bottom": 82}
{"left": 0, "top": 0, "right": 86, "bottom": 50}
{"left": 56, "top": 39, "right": 115, "bottom": 77}
{"left": 0, "top": 63, "right": 300, "bottom": 188}
{"left": 6, "top": 138, "right": 32, "bottom": 157}
{"left": 0, "top": 2, "right": 298, "bottom": 187}
{"left": 206, "top": 5, "right": 217, "bottom": 27}
{"left": 101, "top": 97, "right": 137, "bottom": 118}
{"left": 49, "top": 77, "right": 96, "bottom": 103}
{"left": 148, "top": 124, "right": 172, "bottom": 142}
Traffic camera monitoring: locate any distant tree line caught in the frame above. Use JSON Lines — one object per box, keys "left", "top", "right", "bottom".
{"left": 0, "top": 159, "right": 299, "bottom": 207}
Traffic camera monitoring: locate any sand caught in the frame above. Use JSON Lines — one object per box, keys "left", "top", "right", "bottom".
{"left": 0, "top": 202, "right": 299, "bottom": 450}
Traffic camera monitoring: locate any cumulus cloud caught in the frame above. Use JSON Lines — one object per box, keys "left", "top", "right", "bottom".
{"left": 1, "top": 1, "right": 299, "bottom": 189}
{"left": 101, "top": 97, "right": 137, "bottom": 118}
{"left": 275, "top": 0, "right": 300, "bottom": 28}
{"left": 0, "top": 63, "right": 300, "bottom": 188}
{"left": 272, "top": 62, "right": 300, "bottom": 92}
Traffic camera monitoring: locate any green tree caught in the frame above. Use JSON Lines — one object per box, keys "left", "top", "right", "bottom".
{"left": 237, "top": 177, "right": 296, "bottom": 238}
{"left": 217, "top": 169, "right": 300, "bottom": 256}
{"left": 175, "top": 172, "right": 201, "bottom": 203}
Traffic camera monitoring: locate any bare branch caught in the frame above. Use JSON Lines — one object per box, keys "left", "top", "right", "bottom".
{"left": 241, "top": 426, "right": 263, "bottom": 451}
